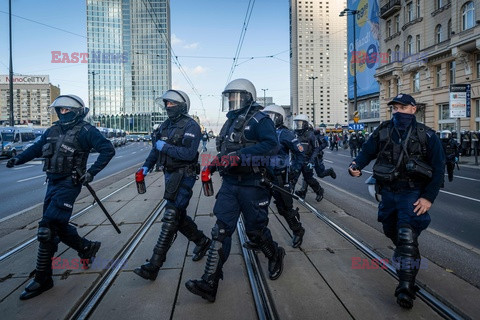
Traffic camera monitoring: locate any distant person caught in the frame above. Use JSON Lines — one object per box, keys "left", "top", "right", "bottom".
{"left": 201, "top": 129, "right": 210, "bottom": 152}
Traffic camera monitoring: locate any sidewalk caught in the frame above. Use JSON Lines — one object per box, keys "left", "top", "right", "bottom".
{"left": 0, "top": 168, "right": 478, "bottom": 319}
{"left": 458, "top": 154, "right": 480, "bottom": 168}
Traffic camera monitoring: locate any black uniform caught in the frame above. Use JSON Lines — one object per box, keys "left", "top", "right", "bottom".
{"left": 441, "top": 137, "right": 459, "bottom": 182}
{"left": 8, "top": 119, "right": 115, "bottom": 300}
{"left": 295, "top": 128, "right": 324, "bottom": 201}
{"left": 134, "top": 115, "right": 211, "bottom": 281}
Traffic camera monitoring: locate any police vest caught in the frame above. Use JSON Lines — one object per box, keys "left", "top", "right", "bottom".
{"left": 216, "top": 108, "right": 265, "bottom": 174}
{"left": 297, "top": 130, "right": 313, "bottom": 157}
{"left": 42, "top": 122, "right": 90, "bottom": 174}
{"left": 157, "top": 116, "right": 199, "bottom": 171}
{"left": 442, "top": 140, "right": 457, "bottom": 160}
{"left": 375, "top": 121, "right": 429, "bottom": 183}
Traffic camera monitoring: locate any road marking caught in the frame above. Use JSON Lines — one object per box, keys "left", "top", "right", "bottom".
{"left": 13, "top": 165, "right": 33, "bottom": 170}
{"left": 439, "top": 190, "right": 480, "bottom": 203}
{"left": 446, "top": 174, "right": 480, "bottom": 182}
{"left": 17, "top": 175, "right": 45, "bottom": 182}
{"left": 132, "top": 152, "right": 137, "bottom": 154}
{"left": 324, "top": 159, "right": 333, "bottom": 163}
{"left": 116, "top": 155, "right": 124, "bottom": 158}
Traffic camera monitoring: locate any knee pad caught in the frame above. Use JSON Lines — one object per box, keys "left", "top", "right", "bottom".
{"left": 211, "top": 222, "right": 227, "bottom": 242}
{"left": 395, "top": 225, "right": 419, "bottom": 258}
{"left": 37, "top": 226, "right": 52, "bottom": 243}
{"left": 162, "top": 205, "right": 180, "bottom": 225}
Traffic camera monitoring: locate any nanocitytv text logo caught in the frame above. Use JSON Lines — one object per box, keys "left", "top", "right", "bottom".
{"left": 51, "top": 51, "right": 129, "bottom": 64}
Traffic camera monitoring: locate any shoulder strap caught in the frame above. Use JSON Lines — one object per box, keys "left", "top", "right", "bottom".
{"left": 415, "top": 123, "right": 428, "bottom": 156}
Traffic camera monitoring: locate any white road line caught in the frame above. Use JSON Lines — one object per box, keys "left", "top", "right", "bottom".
{"left": 131, "top": 152, "right": 137, "bottom": 154}
{"left": 17, "top": 175, "right": 45, "bottom": 182}
{"left": 439, "top": 190, "right": 480, "bottom": 203}
{"left": 13, "top": 165, "right": 34, "bottom": 170}
{"left": 446, "top": 174, "right": 480, "bottom": 182}
{"left": 116, "top": 155, "right": 124, "bottom": 158}
{"left": 324, "top": 159, "right": 333, "bottom": 163}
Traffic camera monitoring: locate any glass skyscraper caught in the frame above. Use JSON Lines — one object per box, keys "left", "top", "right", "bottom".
{"left": 87, "top": 0, "right": 171, "bottom": 132}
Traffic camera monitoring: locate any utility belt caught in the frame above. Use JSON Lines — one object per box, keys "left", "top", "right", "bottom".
{"left": 378, "top": 180, "right": 424, "bottom": 192}
{"left": 163, "top": 163, "right": 200, "bottom": 202}
{"left": 164, "top": 162, "right": 199, "bottom": 177}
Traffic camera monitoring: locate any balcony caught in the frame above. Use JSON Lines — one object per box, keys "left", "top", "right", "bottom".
{"left": 380, "top": 0, "right": 401, "bottom": 19}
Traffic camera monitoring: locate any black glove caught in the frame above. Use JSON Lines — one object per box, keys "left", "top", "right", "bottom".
{"left": 220, "top": 151, "right": 241, "bottom": 170}
{"left": 6, "top": 158, "right": 19, "bottom": 168}
{"left": 80, "top": 171, "right": 94, "bottom": 186}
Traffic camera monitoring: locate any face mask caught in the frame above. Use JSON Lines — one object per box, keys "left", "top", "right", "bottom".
{"left": 58, "top": 111, "right": 77, "bottom": 124}
{"left": 392, "top": 112, "right": 415, "bottom": 130}
{"left": 167, "top": 105, "right": 184, "bottom": 121}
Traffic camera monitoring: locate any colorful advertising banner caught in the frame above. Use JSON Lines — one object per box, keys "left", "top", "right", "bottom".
{"left": 449, "top": 84, "right": 471, "bottom": 118}
{"left": 347, "top": 0, "right": 380, "bottom": 99}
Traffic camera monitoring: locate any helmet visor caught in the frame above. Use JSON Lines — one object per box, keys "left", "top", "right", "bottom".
{"left": 293, "top": 120, "right": 307, "bottom": 130}
{"left": 265, "top": 112, "right": 283, "bottom": 127}
{"left": 222, "top": 91, "right": 251, "bottom": 112}
{"left": 439, "top": 132, "right": 451, "bottom": 139}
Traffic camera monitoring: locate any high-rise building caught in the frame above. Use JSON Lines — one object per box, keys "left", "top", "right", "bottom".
{"left": 87, "top": 0, "right": 171, "bottom": 132}
{"left": 0, "top": 75, "right": 60, "bottom": 126}
{"left": 290, "top": 0, "right": 348, "bottom": 127}
{"left": 376, "top": 0, "right": 480, "bottom": 132}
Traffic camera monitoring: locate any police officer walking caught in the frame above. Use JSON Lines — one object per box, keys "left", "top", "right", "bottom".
{"left": 293, "top": 114, "right": 324, "bottom": 202}
{"left": 134, "top": 90, "right": 211, "bottom": 281}
{"left": 439, "top": 130, "right": 459, "bottom": 182}
{"left": 349, "top": 132, "right": 358, "bottom": 158}
{"left": 6, "top": 95, "right": 115, "bottom": 300}
{"left": 185, "top": 79, "right": 284, "bottom": 302}
{"left": 263, "top": 104, "right": 306, "bottom": 248}
{"left": 348, "top": 94, "right": 445, "bottom": 309}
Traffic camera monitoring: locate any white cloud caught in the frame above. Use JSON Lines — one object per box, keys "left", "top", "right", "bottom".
{"left": 171, "top": 34, "right": 199, "bottom": 50}
{"left": 183, "top": 42, "right": 199, "bottom": 49}
{"left": 192, "top": 65, "right": 207, "bottom": 75}
{"left": 171, "top": 34, "right": 183, "bottom": 45}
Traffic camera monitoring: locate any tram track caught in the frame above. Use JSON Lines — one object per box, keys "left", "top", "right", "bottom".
{"left": 280, "top": 195, "right": 468, "bottom": 320}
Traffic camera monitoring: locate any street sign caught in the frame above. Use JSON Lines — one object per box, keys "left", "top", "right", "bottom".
{"left": 348, "top": 123, "right": 364, "bottom": 131}
{"left": 353, "top": 111, "right": 360, "bottom": 123}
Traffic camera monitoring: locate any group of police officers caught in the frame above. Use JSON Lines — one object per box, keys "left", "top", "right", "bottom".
{"left": 6, "top": 79, "right": 454, "bottom": 310}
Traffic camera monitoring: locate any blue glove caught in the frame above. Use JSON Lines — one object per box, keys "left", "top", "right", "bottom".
{"left": 141, "top": 166, "right": 149, "bottom": 176}
{"left": 455, "top": 157, "right": 458, "bottom": 163}
{"left": 156, "top": 140, "right": 166, "bottom": 151}
{"left": 307, "top": 162, "right": 314, "bottom": 170}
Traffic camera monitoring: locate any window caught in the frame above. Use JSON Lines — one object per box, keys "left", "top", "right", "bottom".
{"left": 449, "top": 60, "right": 456, "bottom": 84}
{"left": 406, "top": 2, "right": 414, "bottom": 22}
{"left": 407, "top": 35, "right": 413, "bottom": 55}
{"left": 437, "top": 0, "right": 443, "bottom": 10}
{"left": 416, "top": 0, "right": 421, "bottom": 19}
{"left": 395, "top": 78, "right": 400, "bottom": 94}
{"left": 436, "top": 65, "right": 442, "bottom": 87}
{"left": 394, "top": 45, "right": 400, "bottom": 61}
{"left": 447, "top": 19, "right": 452, "bottom": 39}
{"left": 387, "top": 49, "right": 392, "bottom": 63}
{"left": 416, "top": 35, "right": 420, "bottom": 53}
{"left": 439, "top": 104, "right": 451, "bottom": 120}
{"left": 477, "top": 54, "right": 480, "bottom": 79}
{"left": 462, "top": 2, "right": 475, "bottom": 31}
{"left": 387, "top": 20, "right": 392, "bottom": 37}
{"left": 413, "top": 72, "right": 420, "bottom": 92}
{"left": 436, "top": 24, "right": 442, "bottom": 43}
{"left": 395, "top": 15, "right": 400, "bottom": 32}
{"left": 387, "top": 80, "right": 391, "bottom": 97}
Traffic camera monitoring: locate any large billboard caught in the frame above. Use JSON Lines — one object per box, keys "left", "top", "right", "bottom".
{"left": 347, "top": 0, "right": 380, "bottom": 99}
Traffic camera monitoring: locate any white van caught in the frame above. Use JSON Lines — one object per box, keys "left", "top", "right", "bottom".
{"left": 0, "top": 127, "right": 36, "bottom": 158}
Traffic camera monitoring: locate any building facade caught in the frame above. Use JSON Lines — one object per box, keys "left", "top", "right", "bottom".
{"left": 0, "top": 75, "right": 60, "bottom": 126}
{"left": 376, "top": 0, "right": 480, "bottom": 132}
{"left": 290, "top": 0, "right": 349, "bottom": 127}
{"left": 87, "top": 0, "right": 171, "bottom": 133}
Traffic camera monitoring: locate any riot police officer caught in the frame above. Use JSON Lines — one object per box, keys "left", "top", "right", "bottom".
{"left": 348, "top": 94, "right": 445, "bottom": 309}
{"left": 134, "top": 90, "right": 211, "bottom": 281}
{"left": 185, "top": 79, "right": 284, "bottom": 302}
{"left": 349, "top": 132, "right": 359, "bottom": 158}
{"left": 263, "top": 104, "right": 306, "bottom": 248}
{"left": 293, "top": 114, "right": 324, "bottom": 202}
{"left": 6, "top": 95, "right": 115, "bottom": 300}
{"left": 440, "top": 130, "right": 459, "bottom": 182}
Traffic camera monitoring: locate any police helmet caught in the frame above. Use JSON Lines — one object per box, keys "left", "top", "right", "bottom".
{"left": 159, "top": 89, "right": 190, "bottom": 121}
{"left": 49, "top": 94, "right": 89, "bottom": 125}
{"left": 263, "top": 104, "right": 285, "bottom": 128}
{"left": 365, "top": 176, "right": 381, "bottom": 202}
{"left": 293, "top": 114, "right": 309, "bottom": 132}
{"left": 222, "top": 78, "right": 256, "bottom": 112}
{"left": 440, "top": 130, "right": 452, "bottom": 140}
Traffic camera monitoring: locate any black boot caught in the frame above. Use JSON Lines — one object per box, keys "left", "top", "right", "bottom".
{"left": 268, "top": 247, "right": 286, "bottom": 280}
{"left": 78, "top": 240, "right": 101, "bottom": 269}
{"left": 20, "top": 240, "right": 55, "bottom": 300}
{"left": 134, "top": 206, "right": 179, "bottom": 281}
{"left": 394, "top": 226, "right": 420, "bottom": 309}
{"left": 292, "top": 228, "right": 305, "bottom": 248}
{"left": 242, "top": 240, "right": 261, "bottom": 251}
{"left": 186, "top": 228, "right": 225, "bottom": 303}
{"left": 192, "top": 237, "right": 212, "bottom": 261}
{"left": 329, "top": 168, "right": 337, "bottom": 179}
{"left": 315, "top": 188, "right": 324, "bottom": 202}
{"left": 295, "top": 189, "right": 306, "bottom": 199}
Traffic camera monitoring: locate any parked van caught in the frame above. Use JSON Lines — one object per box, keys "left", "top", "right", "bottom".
{"left": 0, "top": 127, "right": 36, "bottom": 158}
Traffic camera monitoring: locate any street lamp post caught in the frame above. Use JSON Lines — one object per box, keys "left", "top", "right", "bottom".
{"left": 261, "top": 88, "right": 268, "bottom": 107}
{"left": 340, "top": 8, "right": 358, "bottom": 113}
{"left": 8, "top": 0, "right": 14, "bottom": 126}
{"left": 308, "top": 76, "right": 318, "bottom": 126}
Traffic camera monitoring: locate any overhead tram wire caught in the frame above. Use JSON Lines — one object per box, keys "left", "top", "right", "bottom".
{"left": 225, "top": 0, "right": 256, "bottom": 84}
{"left": 141, "top": 0, "right": 208, "bottom": 123}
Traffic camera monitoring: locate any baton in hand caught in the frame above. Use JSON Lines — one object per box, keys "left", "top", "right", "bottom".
{"left": 260, "top": 177, "right": 303, "bottom": 202}
{"left": 76, "top": 169, "right": 121, "bottom": 234}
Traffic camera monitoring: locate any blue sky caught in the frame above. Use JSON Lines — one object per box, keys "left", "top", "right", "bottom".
{"left": 0, "top": 0, "right": 291, "bottom": 131}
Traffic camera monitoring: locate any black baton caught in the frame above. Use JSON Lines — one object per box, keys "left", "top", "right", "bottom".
{"left": 260, "top": 178, "right": 303, "bottom": 202}
{"left": 77, "top": 169, "right": 121, "bottom": 234}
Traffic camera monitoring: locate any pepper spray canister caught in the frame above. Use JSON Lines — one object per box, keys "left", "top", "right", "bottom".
{"left": 135, "top": 169, "right": 147, "bottom": 194}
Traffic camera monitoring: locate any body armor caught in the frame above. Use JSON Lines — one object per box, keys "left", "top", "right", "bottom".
{"left": 157, "top": 116, "right": 199, "bottom": 172}
{"left": 42, "top": 122, "right": 90, "bottom": 174}
{"left": 296, "top": 130, "right": 313, "bottom": 158}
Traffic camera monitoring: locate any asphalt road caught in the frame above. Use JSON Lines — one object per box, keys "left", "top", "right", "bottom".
{"left": 0, "top": 142, "right": 152, "bottom": 219}
{"left": 320, "top": 146, "right": 480, "bottom": 249}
